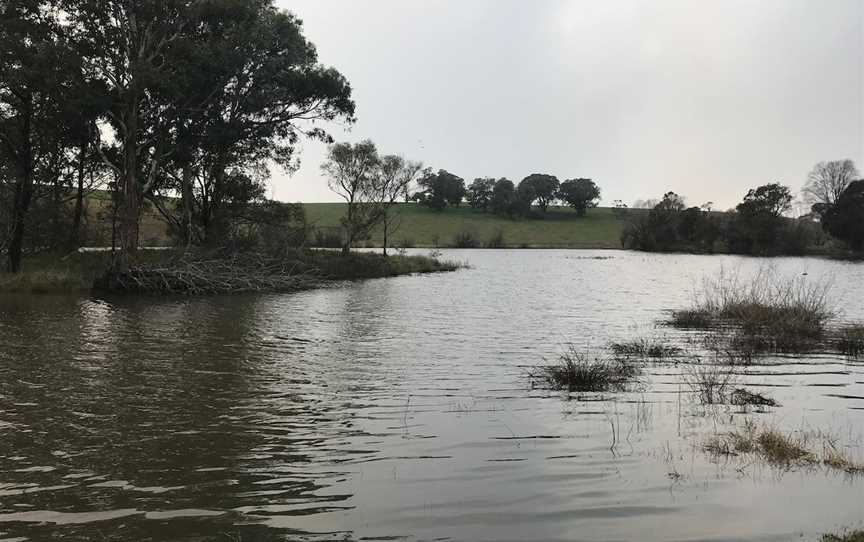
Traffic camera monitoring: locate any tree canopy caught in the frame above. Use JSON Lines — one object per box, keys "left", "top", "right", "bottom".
{"left": 558, "top": 178, "right": 600, "bottom": 216}
{"left": 822, "top": 180, "right": 864, "bottom": 251}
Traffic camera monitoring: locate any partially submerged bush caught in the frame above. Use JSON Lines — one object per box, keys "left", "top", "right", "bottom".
{"left": 670, "top": 267, "right": 835, "bottom": 337}
{"left": 837, "top": 325, "right": 864, "bottom": 358}
{"left": 530, "top": 347, "right": 640, "bottom": 392}
{"left": 611, "top": 337, "right": 681, "bottom": 359}
{"left": 683, "top": 362, "right": 738, "bottom": 405}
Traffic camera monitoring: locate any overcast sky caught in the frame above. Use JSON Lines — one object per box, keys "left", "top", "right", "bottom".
{"left": 272, "top": 0, "right": 863, "bottom": 210}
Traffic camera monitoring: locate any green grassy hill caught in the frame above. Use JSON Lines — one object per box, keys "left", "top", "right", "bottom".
{"left": 304, "top": 203, "right": 624, "bottom": 249}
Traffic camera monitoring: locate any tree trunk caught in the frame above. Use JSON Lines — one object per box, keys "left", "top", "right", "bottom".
{"left": 181, "top": 163, "right": 194, "bottom": 247}
{"left": 382, "top": 213, "right": 388, "bottom": 256}
{"left": 7, "top": 173, "right": 33, "bottom": 274}
{"left": 116, "top": 98, "right": 140, "bottom": 269}
{"left": 70, "top": 136, "right": 87, "bottom": 247}
{"left": 6, "top": 105, "right": 33, "bottom": 274}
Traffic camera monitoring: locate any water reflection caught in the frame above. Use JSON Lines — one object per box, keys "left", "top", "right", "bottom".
{"left": 0, "top": 250, "right": 862, "bottom": 541}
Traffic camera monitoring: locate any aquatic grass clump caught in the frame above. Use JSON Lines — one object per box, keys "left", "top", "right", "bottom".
{"left": 705, "top": 421, "right": 864, "bottom": 474}
{"left": 530, "top": 347, "right": 640, "bottom": 392}
{"left": 610, "top": 337, "right": 682, "bottom": 359}
{"left": 705, "top": 421, "right": 812, "bottom": 467}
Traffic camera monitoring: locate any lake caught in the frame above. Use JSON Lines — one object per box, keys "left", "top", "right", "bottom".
{"left": 1, "top": 249, "right": 862, "bottom": 541}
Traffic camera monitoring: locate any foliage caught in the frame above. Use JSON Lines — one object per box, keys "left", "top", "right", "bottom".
{"left": 467, "top": 177, "right": 495, "bottom": 210}
{"left": 489, "top": 178, "right": 517, "bottom": 216}
{"left": 557, "top": 178, "right": 600, "bottom": 217}
{"left": 322, "top": 140, "right": 422, "bottom": 253}
{"left": 518, "top": 174, "right": 560, "bottom": 213}
{"left": 0, "top": 0, "right": 355, "bottom": 272}
{"left": 415, "top": 169, "right": 466, "bottom": 211}
{"left": 822, "top": 180, "right": 864, "bottom": 251}
{"left": 621, "top": 192, "right": 720, "bottom": 252}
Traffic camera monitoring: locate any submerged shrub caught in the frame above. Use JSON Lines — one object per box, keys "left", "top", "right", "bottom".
{"left": 530, "top": 347, "right": 640, "bottom": 392}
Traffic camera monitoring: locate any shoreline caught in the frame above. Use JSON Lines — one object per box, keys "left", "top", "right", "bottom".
{"left": 0, "top": 250, "right": 465, "bottom": 296}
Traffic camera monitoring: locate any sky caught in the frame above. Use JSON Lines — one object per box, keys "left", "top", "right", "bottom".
{"left": 271, "top": 0, "right": 864, "bottom": 210}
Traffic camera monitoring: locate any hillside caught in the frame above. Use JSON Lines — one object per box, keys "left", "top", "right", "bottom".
{"left": 304, "top": 203, "right": 624, "bottom": 249}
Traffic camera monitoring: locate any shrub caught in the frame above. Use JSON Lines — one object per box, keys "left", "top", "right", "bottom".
{"left": 484, "top": 228, "right": 506, "bottom": 248}
{"left": 452, "top": 230, "right": 480, "bottom": 248}
{"left": 312, "top": 228, "right": 344, "bottom": 248}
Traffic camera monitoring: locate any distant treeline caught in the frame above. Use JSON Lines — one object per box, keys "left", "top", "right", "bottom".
{"left": 618, "top": 162, "right": 864, "bottom": 256}
{"left": 410, "top": 171, "right": 601, "bottom": 218}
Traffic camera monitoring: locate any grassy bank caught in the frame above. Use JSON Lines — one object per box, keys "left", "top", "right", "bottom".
{"left": 0, "top": 249, "right": 461, "bottom": 295}
{"left": 305, "top": 203, "right": 624, "bottom": 249}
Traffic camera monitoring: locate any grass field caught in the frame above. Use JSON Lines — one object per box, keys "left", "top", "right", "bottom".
{"left": 304, "top": 203, "right": 624, "bottom": 249}
{"left": 78, "top": 197, "right": 624, "bottom": 249}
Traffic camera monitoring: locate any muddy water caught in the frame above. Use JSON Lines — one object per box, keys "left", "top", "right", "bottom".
{"left": 0, "top": 250, "right": 862, "bottom": 541}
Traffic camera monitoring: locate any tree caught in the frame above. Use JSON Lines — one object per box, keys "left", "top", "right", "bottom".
{"left": 322, "top": 140, "right": 419, "bottom": 254}
{"left": 416, "top": 170, "right": 465, "bottom": 211}
{"left": 0, "top": 1, "right": 83, "bottom": 272}
{"left": 730, "top": 183, "right": 793, "bottom": 254}
{"left": 467, "top": 177, "right": 495, "bottom": 210}
{"left": 558, "top": 178, "right": 600, "bottom": 216}
{"left": 377, "top": 156, "right": 423, "bottom": 255}
{"left": 803, "top": 160, "right": 858, "bottom": 207}
{"left": 518, "top": 174, "right": 559, "bottom": 213}
{"left": 64, "top": 0, "right": 354, "bottom": 262}
{"left": 655, "top": 191, "right": 686, "bottom": 212}
{"left": 489, "top": 178, "right": 517, "bottom": 216}
{"left": 737, "top": 183, "right": 792, "bottom": 218}
{"left": 822, "top": 180, "right": 864, "bottom": 251}
{"left": 322, "top": 140, "right": 380, "bottom": 253}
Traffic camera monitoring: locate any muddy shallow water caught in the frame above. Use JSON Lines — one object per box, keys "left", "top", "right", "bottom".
{"left": 1, "top": 250, "right": 862, "bottom": 541}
